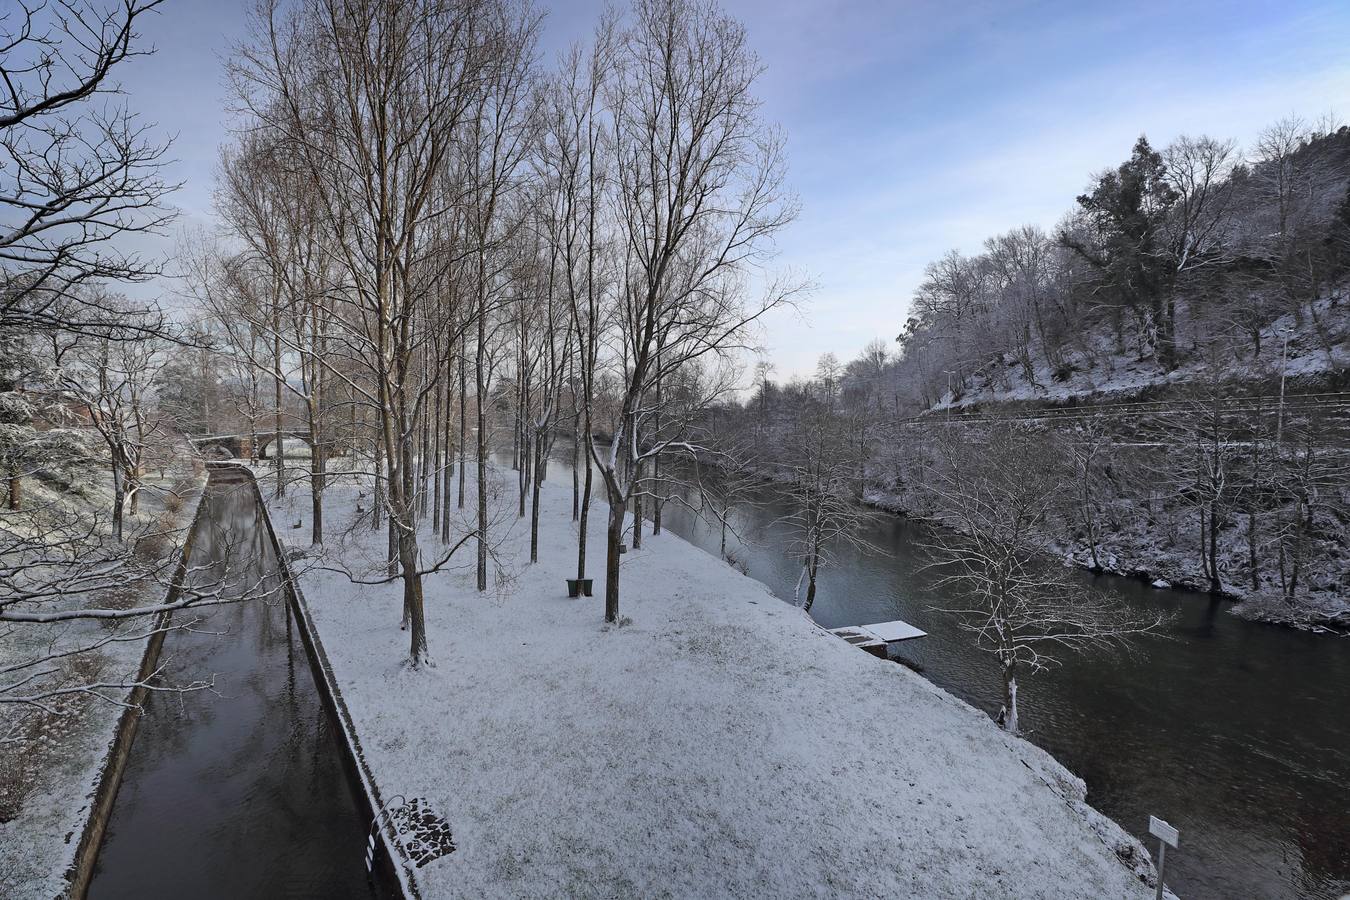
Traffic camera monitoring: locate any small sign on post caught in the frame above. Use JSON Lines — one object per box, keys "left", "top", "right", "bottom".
{"left": 1148, "top": 815, "right": 1179, "bottom": 900}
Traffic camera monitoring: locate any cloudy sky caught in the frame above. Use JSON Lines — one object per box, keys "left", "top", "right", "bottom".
{"left": 118, "top": 0, "right": 1350, "bottom": 378}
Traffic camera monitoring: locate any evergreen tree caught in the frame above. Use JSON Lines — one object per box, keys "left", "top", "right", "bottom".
{"left": 1064, "top": 136, "right": 1180, "bottom": 367}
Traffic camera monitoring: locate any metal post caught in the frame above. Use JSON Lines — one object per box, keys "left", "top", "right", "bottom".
{"left": 1148, "top": 815, "right": 1177, "bottom": 900}
{"left": 1276, "top": 328, "right": 1289, "bottom": 447}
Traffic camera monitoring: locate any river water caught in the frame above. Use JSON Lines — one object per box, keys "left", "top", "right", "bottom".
{"left": 85, "top": 457, "right": 1348, "bottom": 899}
{"left": 87, "top": 471, "right": 384, "bottom": 898}
{"left": 539, "top": 451, "right": 1349, "bottom": 900}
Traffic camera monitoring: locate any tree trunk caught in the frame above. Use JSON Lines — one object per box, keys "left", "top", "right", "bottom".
{"left": 1287, "top": 499, "right": 1306, "bottom": 601}
{"left": 1199, "top": 506, "right": 1209, "bottom": 583}
{"left": 1000, "top": 661, "right": 1019, "bottom": 733}
{"left": 1163, "top": 293, "right": 1177, "bottom": 370}
{"left": 577, "top": 445, "right": 593, "bottom": 580}
{"left": 632, "top": 460, "right": 643, "bottom": 550}
{"left": 126, "top": 469, "right": 140, "bottom": 517}
{"left": 418, "top": 374, "right": 431, "bottom": 518}
{"left": 1081, "top": 482, "right": 1100, "bottom": 571}
{"left": 605, "top": 496, "right": 624, "bottom": 623}
{"left": 396, "top": 496, "right": 429, "bottom": 667}
{"left": 458, "top": 337, "right": 467, "bottom": 510}
{"left": 273, "top": 308, "right": 285, "bottom": 498}
{"left": 311, "top": 435, "right": 325, "bottom": 546}
{"left": 652, "top": 451, "right": 663, "bottom": 535}
{"left": 8, "top": 473, "right": 20, "bottom": 511}
{"left": 511, "top": 399, "right": 520, "bottom": 471}
{"left": 110, "top": 454, "right": 125, "bottom": 542}
{"left": 1207, "top": 499, "right": 1221, "bottom": 594}
{"left": 476, "top": 304, "right": 488, "bottom": 592}
{"left": 248, "top": 394, "right": 259, "bottom": 465}
{"left": 804, "top": 551, "right": 818, "bottom": 612}
{"left": 1248, "top": 436, "right": 1260, "bottom": 590}
{"left": 530, "top": 433, "right": 543, "bottom": 564}
{"left": 1247, "top": 509, "right": 1259, "bottom": 590}
{"left": 441, "top": 368, "right": 453, "bottom": 544}
{"left": 571, "top": 403, "right": 580, "bottom": 521}
{"left": 371, "top": 427, "right": 384, "bottom": 531}
{"left": 432, "top": 374, "right": 443, "bottom": 530}
{"left": 1152, "top": 292, "right": 1176, "bottom": 370}
{"left": 517, "top": 429, "right": 529, "bottom": 518}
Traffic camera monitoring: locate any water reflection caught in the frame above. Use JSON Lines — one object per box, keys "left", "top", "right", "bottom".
{"left": 88, "top": 471, "right": 378, "bottom": 899}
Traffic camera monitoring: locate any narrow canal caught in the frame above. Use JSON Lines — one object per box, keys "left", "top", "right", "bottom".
{"left": 534, "top": 450, "right": 1349, "bottom": 900}
{"left": 87, "top": 470, "right": 383, "bottom": 899}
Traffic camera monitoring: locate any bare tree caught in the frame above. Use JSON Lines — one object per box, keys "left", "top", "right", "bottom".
{"left": 550, "top": 19, "right": 617, "bottom": 587}
{"left": 583, "top": 0, "right": 803, "bottom": 623}
{"left": 1272, "top": 410, "right": 1349, "bottom": 606}
{"left": 1250, "top": 117, "right": 1347, "bottom": 339}
{"left": 1, "top": 331, "right": 87, "bottom": 510}
{"left": 52, "top": 297, "right": 168, "bottom": 540}
{"left": 230, "top": 0, "right": 500, "bottom": 666}
{"left": 772, "top": 407, "right": 875, "bottom": 611}
{"left": 180, "top": 245, "right": 268, "bottom": 462}
{"left": 457, "top": 1, "right": 540, "bottom": 592}
{"left": 201, "top": 129, "right": 342, "bottom": 541}
{"left": 1161, "top": 135, "right": 1238, "bottom": 275}
{"left": 520, "top": 217, "right": 572, "bottom": 563}
{"left": 1058, "top": 417, "right": 1113, "bottom": 572}
{"left": 0, "top": 0, "right": 177, "bottom": 337}
{"left": 686, "top": 459, "right": 760, "bottom": 562}
{"left": 920, "top": 424, "right": 1164, "bottom": 734}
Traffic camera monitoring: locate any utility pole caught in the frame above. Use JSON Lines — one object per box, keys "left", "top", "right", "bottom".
{"left": 1275, "top": 328, "right": 1290, "bottom": 447}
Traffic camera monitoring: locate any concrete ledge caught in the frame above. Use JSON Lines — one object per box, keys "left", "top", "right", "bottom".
{"left": 65, "top": 483, "right": 209, "bottom": 899}
{"left": 240, "top": 464, "right": 419, "bottom": 900}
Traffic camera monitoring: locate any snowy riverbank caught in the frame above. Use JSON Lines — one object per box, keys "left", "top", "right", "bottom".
{"left": 0, "top": 450, "right": 203, "bottom": 899}
{"left": 859, "top": 485, "right": 1350, "bottom": 632}
{"left": 263, "top": 464, "right": 1163, "bottom": 899}
{"left": 888, "top": 294, "right": 1350, "bottom": 632}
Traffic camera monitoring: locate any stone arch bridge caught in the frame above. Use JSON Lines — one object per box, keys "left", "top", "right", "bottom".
{"left": 189, "top": 429, "right": 341, "bottom": 460}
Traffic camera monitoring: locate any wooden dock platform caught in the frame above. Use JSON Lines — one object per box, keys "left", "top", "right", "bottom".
{"left": 829, "top": 620, "right": 927, "bottom": 658}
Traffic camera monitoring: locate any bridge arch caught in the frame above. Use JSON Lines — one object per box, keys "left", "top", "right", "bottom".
{"left": 256, "top": 430, "right": 315, "bottom": 459}
{"left": 192, "top": 434, "right": 243, "bottom": 458}
{"left": 190, "top": 430, "right": 349, "bottom": 461}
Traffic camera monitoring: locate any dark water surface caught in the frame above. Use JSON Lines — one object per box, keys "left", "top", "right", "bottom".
{"left": 540, "top": 451, "right": 1349, "bottom": 900}
{"left": 88, "top": 472, "right": 377, "bottom": 899}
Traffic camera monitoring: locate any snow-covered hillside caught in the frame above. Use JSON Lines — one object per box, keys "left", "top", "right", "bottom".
{"left": 937, "top": 295, "right": 1347, "bottom": 411}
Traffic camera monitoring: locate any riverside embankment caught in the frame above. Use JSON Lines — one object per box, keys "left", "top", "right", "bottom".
{"left": 261, "top": 464, "right": 1160, "bottom": 899}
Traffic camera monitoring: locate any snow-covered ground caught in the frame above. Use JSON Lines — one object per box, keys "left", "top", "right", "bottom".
{"left": 0, "top": 447, "right": 203, "bottom": 899}
{"left": 264, "top": 465, "right": 1161, "bottom": 899}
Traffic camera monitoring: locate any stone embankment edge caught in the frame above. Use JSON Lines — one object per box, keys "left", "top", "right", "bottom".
{"left": 64, "top": 477, "right": 209, "bottom": 898}
{"left": 240, "top": 463, "right": 421, "bottom": 900}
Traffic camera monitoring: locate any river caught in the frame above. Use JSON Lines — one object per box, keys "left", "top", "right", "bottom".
{"left": 537, "top": 451, "right": 1349, "bottom": 900}
{"left": 86, "top": 456, "right": 1349, "bottom": 899}
{"left": 87, "top": 470, "right": 387, "bottom": 898}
